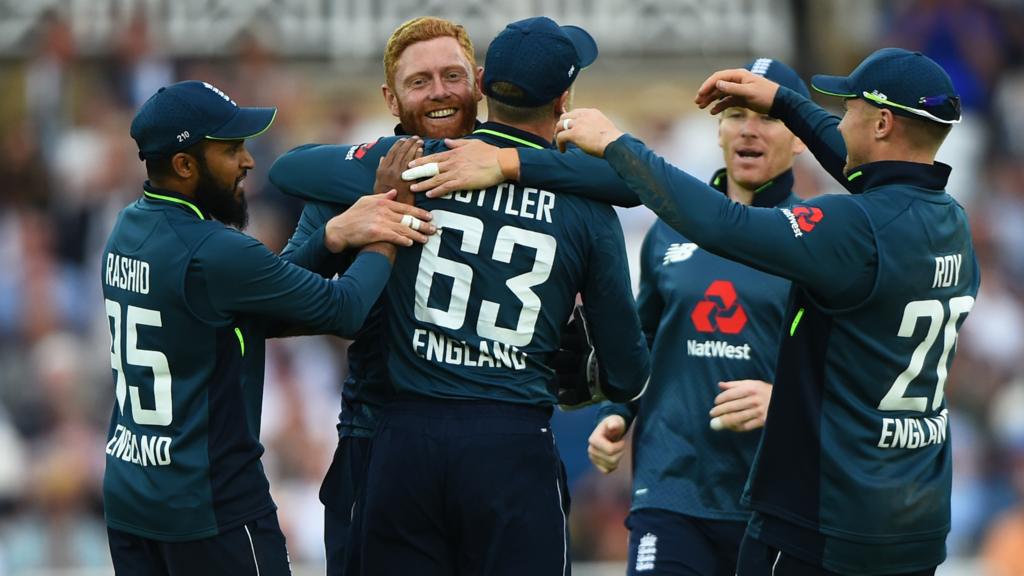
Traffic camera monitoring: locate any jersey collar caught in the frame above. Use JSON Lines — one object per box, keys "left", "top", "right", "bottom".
{"left": 843, "top": 161, "right": 951, "bottom": 194}
{"left": 468, "top": 122, "right": 553, "bottom": 150}
{"left": 394, "top": 119, "right": 482, "bottom": 136}
{"left": 141, "top": 182, "right": 207, "bottom": 220}
{"left": 709, "top": 167, "right": 795, "bottom": 208}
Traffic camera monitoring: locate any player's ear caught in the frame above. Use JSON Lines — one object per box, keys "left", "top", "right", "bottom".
{"left": 383, "top": 83, "right": 401, "bottom": 118}
{"left": 791, "top": 135, "right": 806, "bottom": 155}
{"left": 171, "top": 152, "right": 196, "bottom": 180}
{"left": 557, "top": 89, "right": 571, "bottom": 115}
{"left": 473, "top": 66, "right": 484, "bottom": 101}
{"left": 875, "top": 108, "right": 895, "bottom": 140}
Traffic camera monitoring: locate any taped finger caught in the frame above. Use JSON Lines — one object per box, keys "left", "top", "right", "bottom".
{"left": 402, "top": 162, "right": 440, "bottom": 181}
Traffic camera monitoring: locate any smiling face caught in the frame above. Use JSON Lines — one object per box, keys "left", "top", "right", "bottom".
{"left": 719, "top": 107, "right": 804, "bottom": 189}
{"left": 383, "top": 36, "right": 482, "bottom": 139}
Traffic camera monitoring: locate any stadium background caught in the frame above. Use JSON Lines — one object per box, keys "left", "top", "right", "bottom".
{"left": 0, "top": 0, "right": 1022, "bottom": 574}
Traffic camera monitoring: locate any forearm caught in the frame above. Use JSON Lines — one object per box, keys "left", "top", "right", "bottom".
{"left": 517, "top": 146, "right": 642, "bottom": 207}
{"left": 770, "top": 86, "right": 849, "bottom": 187}
{"left": 270, "top": 144, "right": 375, "bottom": 205}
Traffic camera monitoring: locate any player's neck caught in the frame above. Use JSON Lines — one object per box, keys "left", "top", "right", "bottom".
{"left": 486, "top": 115, "right": 556, "bottom": 144}
{"left": 725, "top": 177, "right": 755, "bottom": 205}
{"left": 149, "top": 176, "right": 198, "bottom": 199}
{"left": 865, "top": 140, "right": 937, "bottom": 166}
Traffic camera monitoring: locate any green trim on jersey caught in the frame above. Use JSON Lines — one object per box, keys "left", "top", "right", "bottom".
{"left": 754, "top": 180, "right": 774, "bottom": 194}
{"left": 472, "top": 129, "right": 544, "bottom": 149}
{"left": 143, "top": 191, "right": 205, "bottom": 220}
{"left": 789, "top": 307, "right": 805, "bottom": 336}
{"left": 847, "top": 170, "right": 864, "bottom": 182}
{"left": 234, "top": 327, "right": 245, "bottom": 356}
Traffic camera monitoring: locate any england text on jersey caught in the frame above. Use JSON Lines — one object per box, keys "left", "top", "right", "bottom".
{"left": 413, "top": 328, "right": 528, "bottom": 370}
{"left": 877, "top": 409, "right": 949, "bottom": 449}
{"left": 105, "top": 424, "right": 173, "bottom": 467}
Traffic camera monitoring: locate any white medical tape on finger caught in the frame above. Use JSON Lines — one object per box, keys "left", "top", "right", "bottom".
{"left": 401, "top": 162, "right": 440, "bottom": 181}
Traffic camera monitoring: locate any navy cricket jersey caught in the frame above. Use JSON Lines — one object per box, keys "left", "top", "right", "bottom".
{"left": 515, "top": 90, "right": 980, "bottom": 573}
{"left": 599, "top": 170, "right": 794, "bottom": 522}
{"left": 101, "top": 184, "right": 390, "bottom": 541}
{"left": 271, "top": 123, "right": 650, "bottom": 407}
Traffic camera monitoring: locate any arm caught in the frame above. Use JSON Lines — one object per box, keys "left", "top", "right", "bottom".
{"left": 581, "top": 204, "right": 652, "bottom": 404}
{"left": 770, "top": 86, "right": 849, "bottom": 188}
{"left": 280, "top": 202, "right": 349, "bottom": 276}
{"left": 191, "top": 229, "right": 391, "bottom": 338}
{"left": 594, "top": 224, "right": 662, "bottom": 429}
{"left": 518, "top": 146, "right": 641, "bottom": 207}
{"left": 603, "top": 133, "right": 875, "bottom": 306}
{"left": 405, "top": 140, "right": 641, "bottom": 207}
{"left": 269, "top": 137, "right": 402, "bottom": 204}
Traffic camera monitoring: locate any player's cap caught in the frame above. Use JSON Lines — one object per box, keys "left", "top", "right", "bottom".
{"left": 745, "top": 58, "right": 809, "bottom": 99}
{"left": 483, "top": 16, "right": 598, "bottom": 107}
{"left": 130, "top": 80, "right": 277, "bottom": 160}
{"left": 811, "top": 47, "right": 960, "bottom": 124}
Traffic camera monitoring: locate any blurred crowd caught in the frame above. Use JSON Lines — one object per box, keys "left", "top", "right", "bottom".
{"left": 2, "top": 1, "right": 1024, "bottom": 574}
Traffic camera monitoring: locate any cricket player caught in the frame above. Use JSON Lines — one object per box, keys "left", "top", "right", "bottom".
{"left": 102, "top": 80, "right": 432, "bottom": 575}
{"left": 272, "top": 17, "right": 651, "bottom": 574}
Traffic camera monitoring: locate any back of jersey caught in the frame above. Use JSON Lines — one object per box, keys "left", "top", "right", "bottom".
{"left": 385, "top": 130, "right": 647, "bottom": 406}
{"left": 101, "top": 195, "right": 272, "bottom": 541}
{"left": 748, "top": 184, "right": 979, "bottom": 571}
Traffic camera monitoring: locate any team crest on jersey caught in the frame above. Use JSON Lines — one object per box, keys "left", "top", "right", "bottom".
{"left": 691, "top": 280, "right": 747, "bottom": 334}
{"left": 635, "top": 532, "right": 657, "bottom": 571}
{"left": 663, "top": 242, "right": 698, "bottom": 265}
{"left": 781, "top": 205, "right": 824, "bottom": 237}
{"left": 345, "top": 139, "right": 379, "bottom": 161}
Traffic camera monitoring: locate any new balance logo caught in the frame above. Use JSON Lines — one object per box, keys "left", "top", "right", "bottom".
{"left": 663, "top": 242, "right": 698, "bottom": 265}
{"left": 750, "top": 58, "right": 773, "bottom": 76}
{"left": 202, "top": 82, "right": 236, "bottom": 106}
{"left": 635, "top": 533, "right": 657, "bottom": 572}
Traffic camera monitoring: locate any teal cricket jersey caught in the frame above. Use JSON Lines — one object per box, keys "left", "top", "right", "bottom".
{"left": 514, "top": 89, "right": 979, "bottom": 574}
{"left": 101, "top": 183, "right": 391, "bottom": 541}
{"left": 603, "top": 125, "right": 978, "bottom": 573}
{"left": 270, "top": 123, "right": 651, "bottom": 408}
{"left": 598, "top": 169, "right": 795, "bottom": 522}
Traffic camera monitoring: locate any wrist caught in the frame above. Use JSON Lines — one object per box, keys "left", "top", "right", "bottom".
{"left": 497, "top": 148, "right": 520, "bottom": 180}
{"left": 323, "top": 226, "right": 347, "bottom": 254}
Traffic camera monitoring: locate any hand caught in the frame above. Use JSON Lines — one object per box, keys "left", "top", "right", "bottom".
{"left": 554, "top": 108, "right": 624, "bottom": 157}
{"left": 588, "top": 415, "right": 627, "bottom": 474}
{"left": 407, "top": 139, "right": 506, "bottom": 198}
{"left": 694, "top": 68, "right": 780, "bottom": 116}
{"left": 324, "top": 190, "right": 436, "bottom": 252}
{"left": 375, "top": 137, "right": 423, "bottom": 205}
{"left": 708, "top": 379, "right": 773, "bottom": 432}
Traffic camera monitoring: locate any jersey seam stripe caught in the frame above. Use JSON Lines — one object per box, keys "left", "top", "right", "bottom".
{"left": 244, "top": 524, "right": 261, "bottom": 576}
{"left": 552, "top": 435, "right": 568, "bottom": 576}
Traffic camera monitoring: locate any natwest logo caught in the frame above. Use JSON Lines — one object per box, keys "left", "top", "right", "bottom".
{"left": 792, "top": 205, "right": 823, "bottom": 232}
{"left": 690, "top": 280, "right": 747, "bottom": 334}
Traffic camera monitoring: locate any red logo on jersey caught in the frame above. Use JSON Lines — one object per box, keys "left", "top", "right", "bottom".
{"left": 792, "top": 205, "right": 823, "bottom": 233}
{"left": 691, "top": 280, "right": 748, "bottom": 334}
{"left": 353, "top": 139, "right": 378, "bottom": 160}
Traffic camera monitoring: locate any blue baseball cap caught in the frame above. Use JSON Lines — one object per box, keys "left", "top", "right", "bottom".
{"left": 483, "top": 17, "right": 598, "bottom": 107}
{"left": 811, "top": 48, "right": 961, "bottom": 125}
{"left": 130, "top": 80, "right": 277, "bottom": 160}
{"left": 745, "top": 57, "right": 809, "bottom": 99}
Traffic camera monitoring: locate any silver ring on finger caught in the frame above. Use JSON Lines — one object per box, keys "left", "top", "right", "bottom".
{"left": 562, "top": 118, "right": 572, "bottom": 131}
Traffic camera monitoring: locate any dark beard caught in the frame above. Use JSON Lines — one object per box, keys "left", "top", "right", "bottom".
{"left": 194, "top": 158, "right": 248, "bottom": 229}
